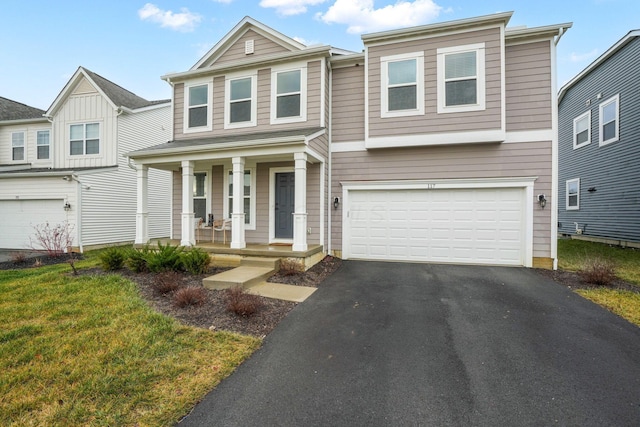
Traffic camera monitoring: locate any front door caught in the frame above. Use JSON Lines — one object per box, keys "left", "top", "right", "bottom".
{"left": 275, "top": 172, "right": 295, "bottom": 239}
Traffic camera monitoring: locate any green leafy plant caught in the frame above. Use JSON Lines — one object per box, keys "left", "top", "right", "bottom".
{"left": 181, "top": 247, "right": 211, "bottom": 274}
{"left": 146, "top": 242, "right": 184, "bottom": 273}
{"left": 173, "top": 286, "right": 207, "bottom": 308}
{"left": 126, "top": 245, "right": 152, "bottom": 273}
{"left": 224, "top": 286, "right": 263, "bottom": 317}
{"left": 100, "top": 247, "right": 127, "bottom": 271}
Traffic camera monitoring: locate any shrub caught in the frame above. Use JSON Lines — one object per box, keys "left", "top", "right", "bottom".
{"left": 224, "top": 286, "right": 263, "bottom": 317}
{"left": 29, "top": 221, "right": 74, "bottom": 258}
{"left": 174, "top": 286, "right": 207, "bottom": 308}
{"left": 580, "top": 257, "right": 617, "bottom": 286}
{"left": 279, "top": 258, "right": 303, "bottom": 276}
{"left": 100, "top": 247, "right": 127, "bottom": 271}
{"left": 146, "top": 242, "right": 184, "bottom": 273}
{"left": 154, "top": 271, "right": 183, "bottom": 295}
{"left": 126, "top": 245, "right": 152, "bottom": 273}
{"left": 10, "top": 252, "right": 27, "bottom": 264}
{"left": 181, "top": 248, "right": 211, "bottom": 275}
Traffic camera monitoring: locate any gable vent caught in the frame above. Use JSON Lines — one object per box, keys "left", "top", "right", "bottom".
{"left": 245, "top": 40, "right": 254, "bottom": 55}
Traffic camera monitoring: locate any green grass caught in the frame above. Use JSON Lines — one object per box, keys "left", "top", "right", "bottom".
{"left": 0, "top": 251, "right": 260, "bottom": 426}
{"left": 558, "top": 239, "right": 640, "bottom": 327}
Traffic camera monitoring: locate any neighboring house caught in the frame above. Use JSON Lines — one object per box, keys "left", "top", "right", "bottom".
{"left": 0, "top": 67, "right": 172, "bottom": 251}
{"left": 128, "top": 13, "right": 570, "bottom": 268}
{"left": 558, "top": 30, "right": 640, "bottom": 247}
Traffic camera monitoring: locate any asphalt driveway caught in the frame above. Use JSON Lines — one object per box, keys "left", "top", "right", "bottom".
{"left": 178, "top": 261, "right": 640, "bottom": 426}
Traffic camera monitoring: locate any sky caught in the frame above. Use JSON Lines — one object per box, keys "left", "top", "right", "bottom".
{"left": 1, "top": 0, "right": 637, "bottom": 110}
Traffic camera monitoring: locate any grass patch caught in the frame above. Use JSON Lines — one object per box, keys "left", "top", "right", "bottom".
{"left": 558, "top": 239, "right": 640, "bottom": 286}
{"left": 0, "top": 252, "right": 260, "bottom": 426}
{"left": 576, "top": 288, "right": 640, "bottom": 327}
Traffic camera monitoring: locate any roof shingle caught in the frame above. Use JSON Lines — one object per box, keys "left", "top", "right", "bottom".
{"left": 0, "top": 97, "right": 46, "bottom": 122}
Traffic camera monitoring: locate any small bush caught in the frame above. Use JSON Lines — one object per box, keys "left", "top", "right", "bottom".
{"left": 127, "top": 245, "right": 152, "bottom": 273}
{"left": 580, "top": 257, "right": 617, "bottom": 286}
{"left": 10, "top": 252, "right": 28, "bottom": 264}
{"left": 147, "top": 242, "right": 184, "bottom": 273}
{"left": 29, "top": 221, "right": 74, "bottom": 258}
{"left": 100, "top": 247, "right": 127, "bottom": 271}
{"left": 154, "top": 271, "right": 183, "bottom": 295}
{"left": 181, "top": 248, "right": 211, "bottom": 275}
{"left": 174, "top": 286, "right": 207, "bottom": 308}
{"left": 224, "top": 286, "right": 263, "bottom": 317}
{"left": 279, "top": 258, "right": 303, "bottom": 276}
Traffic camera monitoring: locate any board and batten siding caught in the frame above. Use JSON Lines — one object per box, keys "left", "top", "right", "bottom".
{"left": 367, "top": 27, "right": 503, "bottom": 138}
{"left": 558, "top": 37, "right": 640, "bottom": 243}
{"left": 331, "top": 140, "right": 552, "bottom": 258}
{"left": 331, "top": 64, "right": 365, "bottom": 143}
{"left": 173, "top": 60, "right": 324, "bottom": 140}
{"left": 213, "top": 29, "right": 292, "bottom": 65}
{"left": 0, "top": 122, "right": 52, "bottom": 167}
{"left": 505, "top": 41, "right": 552, "bottom": 131}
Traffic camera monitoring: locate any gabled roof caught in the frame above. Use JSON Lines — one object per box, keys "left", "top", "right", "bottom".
{"left": 559, "top": 29, "right": 640, "bottom": 102}
{"left": 192, "top": 16, "right": 307, "bottom": 70}
{"left": 46, "top": 67, "right": 169, "bottom": 116}
{"left": 0, "top": 97, "right": 46, "bottom": 123}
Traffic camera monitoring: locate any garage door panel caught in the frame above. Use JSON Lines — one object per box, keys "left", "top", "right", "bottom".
{"left": 0, "top": 199, "right": 67, "bottom": 249}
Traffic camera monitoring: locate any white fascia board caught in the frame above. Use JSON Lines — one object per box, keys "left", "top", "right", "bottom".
{"left": 505, "top": 23, "right": 573, "bottom": 44}
{"left": 330, "top": 53, "right": 365, "bottom": 69}
{"left": 341, "top": 176, "right": 537, "bottom": 191}
{"left": 0, "top": 117, "right": 48, "bottom": 126}
{"left": 366, "top": 129, "right": 505, "bottom": 149}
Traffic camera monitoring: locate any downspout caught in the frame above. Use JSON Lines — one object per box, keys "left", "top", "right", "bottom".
{"left": 327, "top": 63, "right": 333, "bottom": 255}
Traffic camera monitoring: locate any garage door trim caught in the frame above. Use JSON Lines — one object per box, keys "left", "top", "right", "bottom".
{"left": 341, "top": 177, "right": 535, "bottom": 267}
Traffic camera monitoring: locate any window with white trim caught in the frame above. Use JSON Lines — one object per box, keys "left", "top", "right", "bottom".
{"left": 380, "top": 52, "right": 424, "bottom": 118}
{"left": 599, "top": 94, "right": 619, "bottom": 146}
{"left": 193, "top": 172, "right": 208, "bottom": 221}
{"left": 566, "top": 178, "right": 580, "bottom": 210}
{"left": 437, "top": 43, "right": 485, "bottom": 113}
{"left": 11, "top": 132, "right": 25, "bottom": 161}
{"left": 37, "top": 130, "right": 50, "bottom": 160}
{"left": 573, "top": 111, "right": 590, "bottom": 149}
{"left": 271, "top": 64, "right": 306, "bottom": 124}
{"left": 225, "top": 74, "right": 257, "bottom": 128}
{"left": 70, "top": 123, "right": 99, "bottom": 155}
{"left": 224, "top": 168, "right": 256, "bottom": 229}
{"left": 184, "top": 81, "right": 212, "bottom": 132}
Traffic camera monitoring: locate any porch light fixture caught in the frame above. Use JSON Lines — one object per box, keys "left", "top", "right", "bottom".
{"left": 63, "top": 202, "right": 71, "bottom": 211}
{"left": 333, "top": 197, "right": 340, "bottom": 209}
{"left": 537, "top": 194, "right": 547, "bottom": 209}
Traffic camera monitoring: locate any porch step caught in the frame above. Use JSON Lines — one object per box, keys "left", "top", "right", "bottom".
{"left": 240, "top": 256, "right": 281, "bottom": 270}
{"left": 203, "top": 266, "right": 274, "bottom": 290}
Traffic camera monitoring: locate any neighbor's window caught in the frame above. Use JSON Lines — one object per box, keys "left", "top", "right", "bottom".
{"left": 599, "top": 94, "right": 619, "bottom": 146}
{"left": 224, "top": 169, "right": 255, "bottom": 229}
{"left": 37, "top": 130, "right": 50, "bottom": 160}
{"left": 381, "top": 52, "right": 424, "bottom": 117}
{"left": 566, "top": 178, "right": 580, "bottom": 210}
{"left": 437, "top": 44, "right": 485, "bottom": 113}
{"left": 11, "top": 132, "right": 25, "bottom": 161}
{"left": 70, "top": 123, "right": 99, "bottom": 155}
{"left": 573, "top": 111, "right": 591, "bottom": 149}
{"left": 271, "top": 65, "right": 306, "bottom": 123}
{"left": 225, "top": 74, "right": 257, "bottom": 128}
{"left": 184, "top": 81, "right": 212, "bottom": 132}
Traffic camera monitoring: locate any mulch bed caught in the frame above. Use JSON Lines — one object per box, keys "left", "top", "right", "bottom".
{"left": 535, "top": 268, "right": 640, "bottom": 293}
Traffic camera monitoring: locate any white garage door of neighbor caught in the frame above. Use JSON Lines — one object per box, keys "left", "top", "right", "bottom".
{"left": 346, "top": 188, "right": 525, "bottom": 266}
{"left": 0, "top": 199, "right": 67, "bottom": 249}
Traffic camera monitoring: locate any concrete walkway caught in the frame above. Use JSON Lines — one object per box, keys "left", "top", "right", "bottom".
{"left": 246, "top": 281, "right": 316, "bottom": 302}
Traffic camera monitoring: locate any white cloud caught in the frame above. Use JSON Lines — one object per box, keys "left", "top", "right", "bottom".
{"left": 138, "top": 3, "right": 202, "bottom": 32}
{"left": 212, "top": 0, "right": 234, "bottom": 3}
{"left": 318, "top": 0, "right": 442, "bottom": 34}
{"left": 260, "top": 0, "right": 327, "bottom": 16}
{"left": 569, "top": 48, "right": 599, "bottom": 63}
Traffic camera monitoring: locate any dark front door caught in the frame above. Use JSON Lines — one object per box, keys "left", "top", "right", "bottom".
{"left": 275, "top": 172, "right": 295, "bottom": 239}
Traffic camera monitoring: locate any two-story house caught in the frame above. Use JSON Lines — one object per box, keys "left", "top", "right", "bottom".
{"left": 0, "top": 67, "right": 171, "bottom": 251}
{"left": 558, "top": 30, "right": 640, "bottom": 248}
{"left": 129, "top": 12, "right": 570, "bottom": 269}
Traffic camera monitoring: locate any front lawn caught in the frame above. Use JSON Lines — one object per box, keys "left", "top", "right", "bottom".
{"left": 0, "top": 254, "right": 260, "bottom": 426}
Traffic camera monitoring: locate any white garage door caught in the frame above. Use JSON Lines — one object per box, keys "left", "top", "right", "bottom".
{"left": 345, "top": 188, "right": 525, "bottom": 266}
{"left": 0, "top": 199, "right": 66, "bottom": 249}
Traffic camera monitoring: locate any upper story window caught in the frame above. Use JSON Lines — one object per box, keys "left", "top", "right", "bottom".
{"left": 11, "top": 132, "right": 25, "bottom": 161}
{"left": 271, "top": 64, "right": 307, "bottom": 124}
{"left": 573, "top": 111, "right": 591, "bottom": 149}
{"left": 566, "top": 178, "right": 580, "bottom": 210}
{"left": 37, "top": 130, "right": 50, "bottom": 160}
{"left": 437, "top": 43, "right": 486, "bottom": 114}
{"left": 599, "top": 94, "right": 619, "bottom": 146}
{"left": 225, "top": 73, "right": 257, "bottom": 129}
{"left": 380, "top": 52, "right": 424, "bottom": 118}
{"left": 184, "top": 80, "right": 212, "bottom": 133}
{"left": 70, "top": 123, "right": 99, "bottom": 156}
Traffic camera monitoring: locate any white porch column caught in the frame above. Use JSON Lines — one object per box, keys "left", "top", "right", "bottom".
{"left": 293, "top": 152, "right": 308, "bottom": 252}
{"left": 135, "top": 164, "right": 149, "bottom": 244}
{"left": 231, "top": 156, "right": 246, "bottom": 249}
{"left": 181, "top": 160, "right": 195, "bottom": 247}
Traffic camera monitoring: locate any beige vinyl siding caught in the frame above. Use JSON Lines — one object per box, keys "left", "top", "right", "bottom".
{"left": 331, "top": 140, "right": 552, "bottom": 258}
{"left": 214, "top": 29, "right": 292, "bottom": 65}
{"left": 505, "top": 41, "right": 552, "bottom": 131}
{"left": 368, "top": 28, "right": 503, "bottom": 138}
{"left": 173, "top": 61, "right": 324, "bottom": 140}
{"left": 0, "top": 122, "right": 52, "bottom": 166}
{"left": 331, "top": 65, "right": 365, "bottom": 142}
